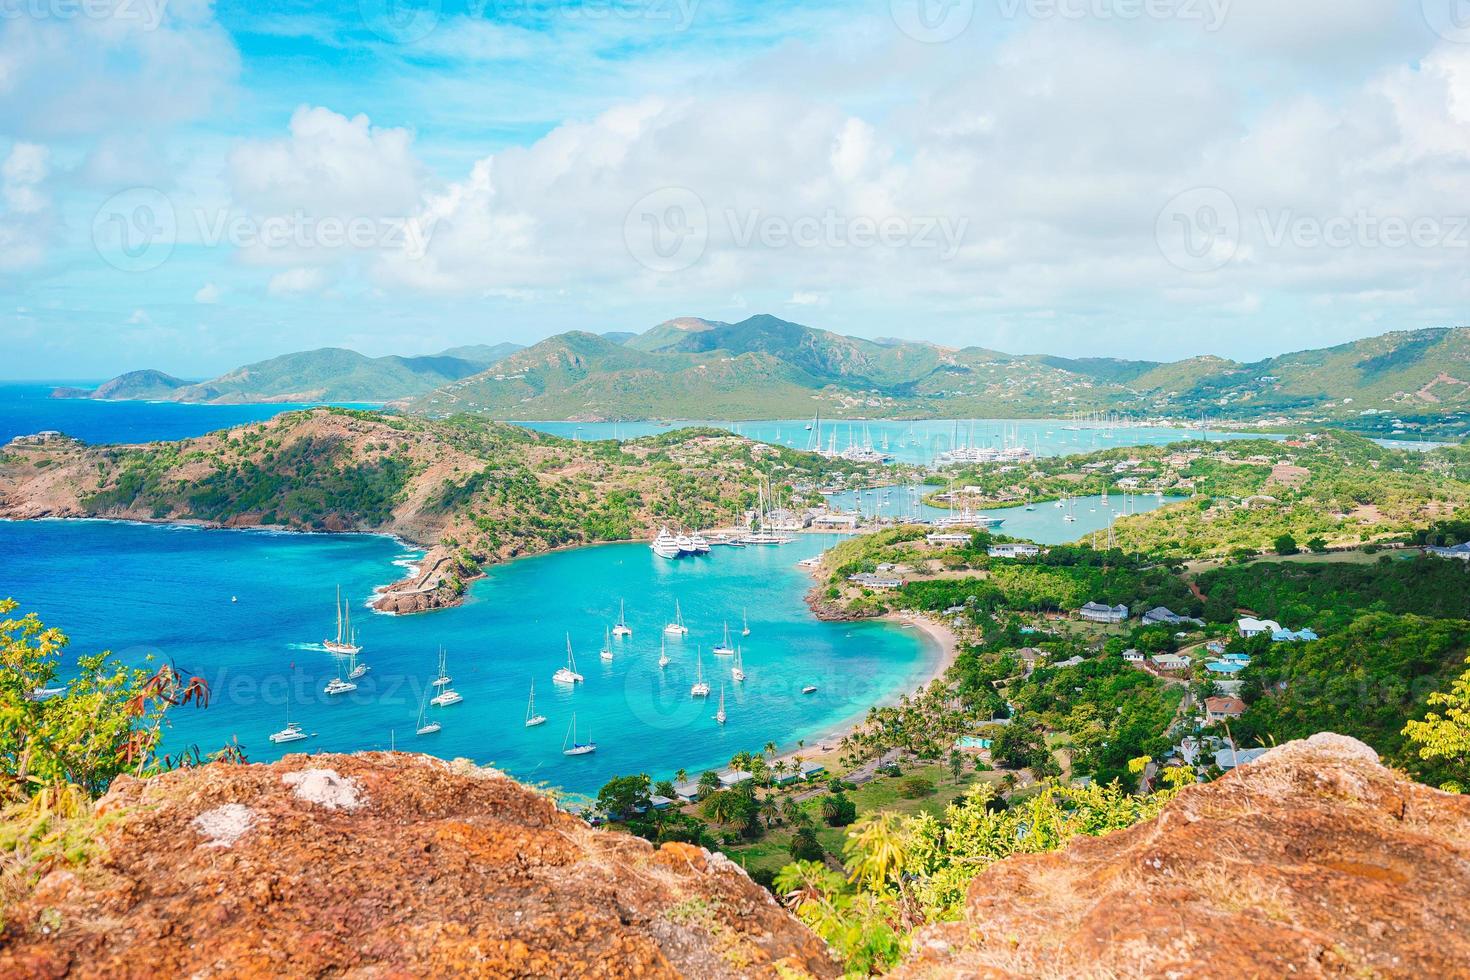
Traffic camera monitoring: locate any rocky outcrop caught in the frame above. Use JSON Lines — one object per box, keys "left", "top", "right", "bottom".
{"left": 0, "top": 753, "right": 836, "bottom": 979}
{"left": 894, "top": 733, "right": 1470, "bottom": 978}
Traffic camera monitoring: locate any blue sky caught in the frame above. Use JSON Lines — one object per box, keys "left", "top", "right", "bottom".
{"left": 2, "top": 0, "right": 1469, "bottom": 377}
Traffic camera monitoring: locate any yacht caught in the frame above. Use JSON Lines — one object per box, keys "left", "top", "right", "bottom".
{"left": 524, "top": 679, "right": 546, "bottom": 727}
{"left": 553, "top": 634, "right": 585, "bottom": 684}
{"left": 690, "top": 648, "right": 710, "bottom": 698}
{"left": 741, "top": 609, "right": 751, "bottom": 637}
{"left": 731, "top": 646, "right": 746, "bottom": 683}
{"left": 675, "top": 531, "right": 696, "bottom": 555}
{"left": 347, "top": 653, "right": 369, "bottom": 680}
{"left": 612, "top": 599, "right": 632, "bottom": 637}
{"left": 430, "top": 649, "right": 462, "bottom": 706}
{"left": 269, "top": 721, "right": 308, "bottom": 744}
{"left": 600, "top": 626, "right": 614, "bottom": 662}
{"left": 712, "top": 621, "right": 735, "bottom": 656}
{"left": 658, "top": 636, "right": 671, "bottom": 669}
{"left": 562, "top": 714, "right": 596, "bottom": 756}
{"left": 324, "top": 675, "right": 357, "bottom": 696}
{"left": 689, "top": 532, "right": 711, "bottom": 554}
{"left": 663, "top": 600, "right": 688, "bottom": 636}
{"left": 651, "top": 527, "right": 681, "bottom": 559}
{"left": 801, "top": 684, "right": 818, "bottom": 695}
{"left": 415, "top": 689, "right": 441, "bottom": 736}
{"left": 715, "top": 685, "right": 727, "bottom": 725}
{"left": 323, "top": 586, "right": 362, "bottom": 655}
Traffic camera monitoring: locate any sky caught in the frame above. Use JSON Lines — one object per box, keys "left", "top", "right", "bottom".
{"left": 2, "top": 0, "right": 1470, "bottom": 377}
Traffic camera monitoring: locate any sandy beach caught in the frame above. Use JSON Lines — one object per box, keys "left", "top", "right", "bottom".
{"left": 770, "top": 611, "right": 961, "bottom": 774}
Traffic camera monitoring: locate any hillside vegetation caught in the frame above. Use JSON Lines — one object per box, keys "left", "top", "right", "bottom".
{"left": 0, "top": 408, "right": 875, "bottom": 612}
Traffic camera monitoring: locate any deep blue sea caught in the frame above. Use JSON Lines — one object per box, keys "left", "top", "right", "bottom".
{"left": 0, "top": 522, "right": 931, "bottom": 796}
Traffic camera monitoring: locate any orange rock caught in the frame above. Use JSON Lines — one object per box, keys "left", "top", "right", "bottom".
{"left": 0, "top": 753, "right": 837, "bottom": 979}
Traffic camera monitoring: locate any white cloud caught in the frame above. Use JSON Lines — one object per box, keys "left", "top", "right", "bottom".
{"left": 194, "top": 282, "right": 221, "bottom": 304}
{"left": 0, "top": 142, "right": 52, "bottom": 272}
{"left": 268, "top": 268, "right": 328, "bottom": 296}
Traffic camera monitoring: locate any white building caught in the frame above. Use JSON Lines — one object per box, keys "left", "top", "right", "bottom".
{"left": 988, "top": 543, "right": 1041, "bottom": 559}
{"left": 1079, "top": 602, "right": 1129, "bottom": 624}
{"left": 1237, "top": 617, "right": 1282, "bottom": 638}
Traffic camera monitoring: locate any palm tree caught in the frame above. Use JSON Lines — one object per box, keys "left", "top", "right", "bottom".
{"left": 763, "top": 741, "right": 777, "bottom": 758}
{"left": 948, "top": 748, "right": 965, "bottom": 784}
{"left": 697, "top": 770, "right": 721, "bottom": 798}
{"left": 702, "top": 790, "right": 742, "bottom": 825}
{"left": 675, "top": 768, "right": 688, "bottom": 785}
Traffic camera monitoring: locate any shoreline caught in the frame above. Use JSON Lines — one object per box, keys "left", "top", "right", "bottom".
{"left": 768, "top": 612, "right": 960, "bottom": 775}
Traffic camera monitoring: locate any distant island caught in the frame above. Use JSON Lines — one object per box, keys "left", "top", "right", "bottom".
{"left": 57, "top": 317, "right": 1470, "bottom": 439}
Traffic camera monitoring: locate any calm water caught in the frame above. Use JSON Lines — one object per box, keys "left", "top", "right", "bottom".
{"left": 517, "top": 418, "right": 1250, "bottom": 464}
{"left": 825, "top": 488, "right": 1185, "bottom": 544}
{"left": 0, "top": 382, "right": 378, "bottom": 445}
{"left": 0, "top": 522, "right": 931, "bottom": 796}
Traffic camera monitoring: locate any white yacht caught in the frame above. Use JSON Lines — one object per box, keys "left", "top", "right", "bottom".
{"left": 731, "top": 646, "right": 746, "bottom": 683}
{"left": 612, "top": 599, "right": 633, "bottom": 637}
{"left": 741, "top": 609, "right": 751, "bottom": 637}
{"left": 562, "top": 714, "right": 596, "bottom": 756}
{"left": 715, "top": 684, "right": 727, "bottom": 725}
{"left": 651, "top": 527, "right": 681, "bottom": 559}
{"left": 689, "top": 532, "right": 711, "bottom": 554}
{"left": 802, "top": 684, "right": 818, "bottom": 695}
{"left": 658, "top": 636, "right": 671, "bottom": 669}
{"left": 324, "top": 675, "right": 357, "bottom": 696}
{"left": 553, "top": 634, "right": 585, "bottom": 684}
{"left": 675, "top": 532, "right": 696, "bottom": 555}
{"left": 663, "top": 600, "right": 688, "bottom": 636}
{"left": 690, "top": 648, "right": 710, "bottom": 698}
{"left": 430, "top": 649, "right": 462, "bottom": 706}
{"left": 712, "top": 621, "right": 735, "bottom": 657}
{"left": 600, "top": 626, "right": 614, "bottom": 662}
{"left": 524, "top": 679, "right": 546, "bottom": 727}
{"left": 323, "top": 586, "right": 362, "bottom": 655}
{"left": 269, "top": 721, "right": 308, "bottom": 744}
{"left": 416, "top": 689, "right": 441, "bottom": 735}
{"left": 347, "top": 653, "right": 369, "bottom": 680}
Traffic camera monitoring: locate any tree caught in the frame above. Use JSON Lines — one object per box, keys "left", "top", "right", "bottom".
{"left": 697, "top": 770, "right": 722, "bottom": 798}
{"left": 653, "top": 779, "right": 676, "bottom": 800}
{"left": 1306, "top": 537, "right": 1329, "bottom": 554}
{"left": 789, "top": 824, "right": 824, "bottom": 862}
{"left": 596, "top": 774, "right": 651, "bottom": 819}
{"left": 948, "top": 748, "right": 965, "bottom": 783}
{"left": 1403, "top": 654, "right": 1470, "bottom": 792}
{"left": 0, "top": 600, "right": 219, "bottom": 803}
{"left": 674, "top": 768, "right": 688, "bottom": 785}
{"left": 701, "top": 789, "right": 745, "bottom": 825}
{"left": 820, "top": 793, "right": 857, "bottom": 827}
{"left": 1274, "top": 533, "right": 1300, "bottom": 556}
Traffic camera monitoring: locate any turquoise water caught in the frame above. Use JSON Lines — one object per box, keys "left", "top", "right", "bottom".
{"left": 0, "top": 521, "right": 930, "bottom": 796}
{"left": 517, "top": 418, "right": 1257, "bottom": 464}
{"left": 0, "top": 382, "right": 379, "bottom": 445}
{"left": 824, "top": 487, "right": 1185, "bottom": 544}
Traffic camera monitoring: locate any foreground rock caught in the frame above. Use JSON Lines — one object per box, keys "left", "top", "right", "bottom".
{"left": 895, "top": 733, "right": 1470, "bottom": 978}
{"left": 0, "top": 753, "right": 836, "bottom": 979}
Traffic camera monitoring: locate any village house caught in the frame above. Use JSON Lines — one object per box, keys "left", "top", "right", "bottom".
{"left": 811, "top": 511, "right": 861, "bottom": 531}
{"left": 1122, "top": 648, "right": 1146, "bottom": 663}
{"left": 1427, "top": 542, "right": 1470, "bottom": 561}
{"left": 1142, "top": 606, "right": 1204, "bottom": 627}
{"left": 988, "top": 543, "right": 1041, "bottom": 559}
{"left": 1151, "top": 653, "right": 1191, "bottom": 672}
{"left": 1237, "top": 616, "right": 1281, "bottom": 638}
{"left": 849, "top": 572, "right": 904, "bottom": 590}
{"left": 1214, "top": 746, "right": 1269, "bottom": 770}
{"left": 1079, "top": 602, "right": 1129, "bottom": 624}
{"left": 1204, "top": 696, "right": 1247, "bottom": 722}
{"left": 927, "top": 532, "right": 973, "bottom": 546}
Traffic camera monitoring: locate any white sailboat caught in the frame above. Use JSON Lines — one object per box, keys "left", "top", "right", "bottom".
{"left": 323, "top": 586, "right": 362, "bottom": 654}
{"left": 347, "top": 652, "right": 369, "bottom": 680}
{"left": 612, "top": 599, "right": 633, "bottom": 637}
{"left": 658, "top": 635, "right": 671, "bottom": 669}
{"left": 562, "top": 714, "right": 596, "bottom": 756}
{"left": 715, "top": 684, "right": 727, "bottom": 725}
{"left": 416, "top": 687, "right": 441, "bottom": 735}
{"left": 600, "top": 626, "right": 614, "bottom": 662}
{"left": 269, "top": 685, "right": 309, "bottom": 743}
{"left": 524, "top": 679, "right": 546, "bottom": 727}
{"left": 690, "top": 647, "right": 710, "bottom": 698}
{"left": 554, "top": 634, "right": 585, "bottom": 684}
{"left": 430, "top": 648, "right": 462, "bottom": 706}
{"left": 731, "top": 646, "right": 746, "bottom": 683}
{"left": 713, "top": 621, "right": 735, "bottom": 656}
{"left": 741, "top": 608, "right": 750, "bottom": 637}
{"left": 663, "top": 599, "right": 688, "bottom": 636}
